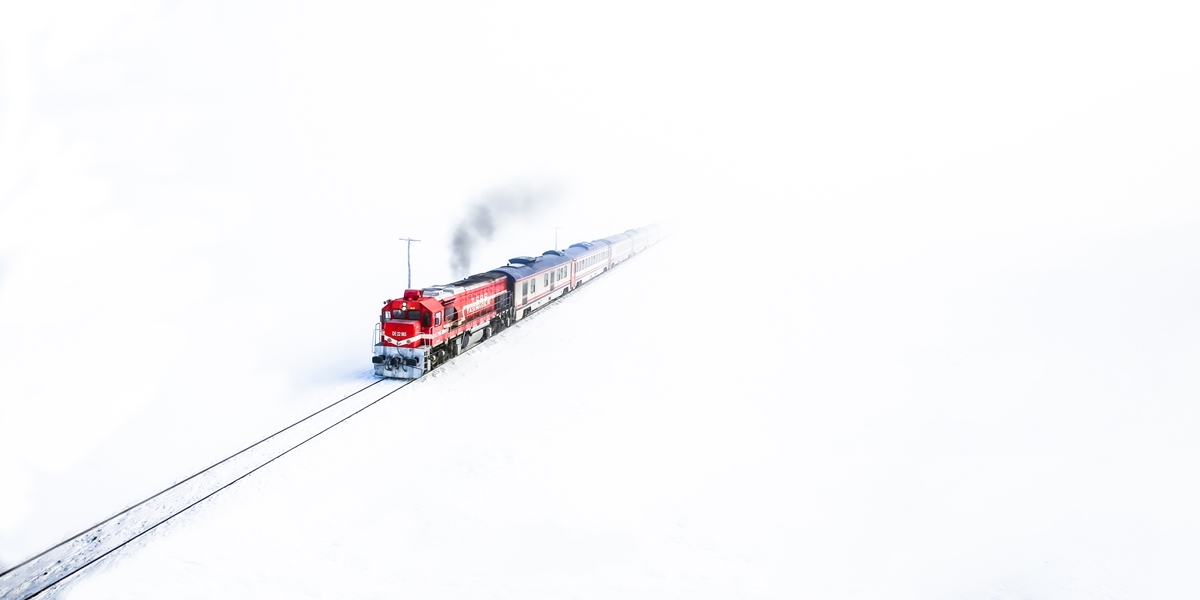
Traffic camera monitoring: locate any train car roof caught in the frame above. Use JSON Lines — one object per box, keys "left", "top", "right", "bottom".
{"left": 488, "top": 251, "right": 572, "bottom": 281}
{"left": 563, "top": 241, "right": 605, "bottom": 259}
{"left": 595, "top": 233, "right": 631, "bottom": 245}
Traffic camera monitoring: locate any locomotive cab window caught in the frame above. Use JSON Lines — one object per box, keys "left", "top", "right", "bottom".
{"left": 434, "top": 311, "right": 442, "bottom": 327}
{"left": 422, "top": 312, "right": 432, "bottom": 328}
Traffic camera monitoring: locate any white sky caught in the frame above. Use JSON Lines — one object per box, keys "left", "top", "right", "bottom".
{"left": 1, "top": 0, "right": 1199, "bottom": 593}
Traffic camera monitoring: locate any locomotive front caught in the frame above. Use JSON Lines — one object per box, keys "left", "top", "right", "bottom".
{"left": 373, "top": 290, "right": 439, "bottom": 378}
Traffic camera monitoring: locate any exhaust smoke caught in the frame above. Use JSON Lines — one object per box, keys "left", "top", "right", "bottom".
{"left": 449, "top": 184, "right": 559, "bottom": 275}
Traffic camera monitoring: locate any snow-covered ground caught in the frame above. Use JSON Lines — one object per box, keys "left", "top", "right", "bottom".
{"left": 28, "top": 225, "right": 1200, "bottom": 599}
{"left": 3, "top": 1, "right": 1200, "bottom": 598}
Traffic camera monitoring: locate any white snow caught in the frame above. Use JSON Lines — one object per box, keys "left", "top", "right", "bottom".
{"left": 35, "top": 227, "right": 1200, "bottom": 599}
{"left": 3, "top": 1, "right": 1200, "bottom": 598}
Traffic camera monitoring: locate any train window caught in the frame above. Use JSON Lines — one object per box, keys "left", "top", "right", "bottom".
{"left": 434, "top": 311, "right": 442, "bottom": 327}
{"left": 445, "top": 306, "right": 457, "bottom": 322}
{"left": 384, "top": 310, "right": 392, "bottom": 320}
{"left": 422, "top": 312, "right": 432, "bottom": 327}
{"left": 522, "top": 281, "right": 528, "bottom": 296}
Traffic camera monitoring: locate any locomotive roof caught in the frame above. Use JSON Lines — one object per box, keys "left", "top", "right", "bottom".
{"left": 418, "top": 271, "right": 505, "bottom": 299}
{"left": 446, "top": 271, "right": 506, "bottom": 289}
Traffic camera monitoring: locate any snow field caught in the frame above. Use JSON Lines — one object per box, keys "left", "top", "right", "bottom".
{"left": 61, "top": 235, "right": 774, "bottom": 598}
{"left": 56, "top": 222, "right": 1200, "bottom": 599}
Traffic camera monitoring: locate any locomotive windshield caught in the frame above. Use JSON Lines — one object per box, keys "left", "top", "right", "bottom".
{"left": 388, "top": 310, "right": 421, "bottom": 320}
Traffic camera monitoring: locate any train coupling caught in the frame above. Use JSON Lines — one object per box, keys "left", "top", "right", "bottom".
{"left": 373, "top": 344, "right": 426, "bottom": 379}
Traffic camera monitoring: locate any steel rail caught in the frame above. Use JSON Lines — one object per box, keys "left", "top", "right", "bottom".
{"left": 1, "top": 234, "right": 671, "bottom": 599}
{"left": 0, "top": 378, "right": 410, "bottom": 600}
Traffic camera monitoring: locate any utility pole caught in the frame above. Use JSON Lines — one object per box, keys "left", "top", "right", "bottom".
{"left": 553, "top": 226, "right": 563, "bottom": 250}
{"left": 399, "top": 237, "right": 421, "bottom": 289}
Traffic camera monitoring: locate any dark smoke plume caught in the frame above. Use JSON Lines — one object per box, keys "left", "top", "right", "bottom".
{"left": 449, "top": 184, "right": 559, "bottom": 275}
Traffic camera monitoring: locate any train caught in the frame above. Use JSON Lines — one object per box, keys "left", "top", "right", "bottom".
{"left": 372, "top": 224, "right": 667, "bottom": 378}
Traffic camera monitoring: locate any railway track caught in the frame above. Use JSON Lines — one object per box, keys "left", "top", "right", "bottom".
{"left": 0, "top": 236, "right": 668, "bottom": 599}
{"left": 0, "top": 378, "right": 412, "bottom": 600}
